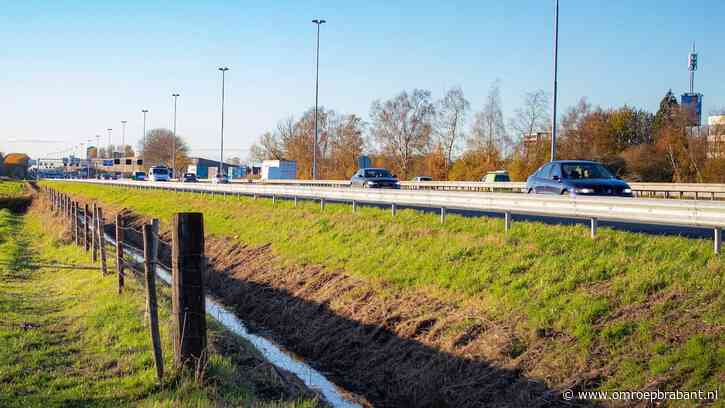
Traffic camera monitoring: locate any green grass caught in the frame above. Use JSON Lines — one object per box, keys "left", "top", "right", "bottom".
{"left": 45, "top": 182, "right": 725, "bottom": 405}
{"left": 0, "top": 206, "right": 318, "bottom": 407}
{"left": 0, "top": 180, "right": 27, "bottom": 198}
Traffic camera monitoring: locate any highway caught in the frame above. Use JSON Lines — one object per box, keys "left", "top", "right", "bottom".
{"left": 234, "top": 179, "right": 725, "bottom": 200}
{"left": 52, "top": 179, "right": 725, "bottom": 253}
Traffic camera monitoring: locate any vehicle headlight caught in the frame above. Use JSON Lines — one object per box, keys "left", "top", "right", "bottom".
{"left": 575, "top": 188, "right": 594, "bottom": 194}
{"left": 367, "top": 181, "right": 377, "bottom": 185}
{"left": 623, "top": 188, "right": 632, "bottom": 194}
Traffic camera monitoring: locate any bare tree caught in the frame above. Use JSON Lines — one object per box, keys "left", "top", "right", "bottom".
{"left": 370, "top": 89, "right": 435, "bottom": 179}
{"left": 469, "top": 80, "right": 507, "bottom": 153}
{"left": 248, "top": 132, "right": 283, "bottom": 162}
{"left": 139, "top": 128, "right": 190, "bottom": 174}
{"left": 435, "top": 87, "right": 469, "bottom": 170}
{"left": 122, "top": 145, "right": 135, "bottom": 157}
{"left": 509, "top": 90, "right": 551, "bottom": 142}
{"left": 328, "top": 114, "right": 366, "bottom": 179}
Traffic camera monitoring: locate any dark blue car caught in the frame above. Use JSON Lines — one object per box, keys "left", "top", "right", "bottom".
{"left": 526, "top": 160, "right": 633, "bottom": 197}
{"left": 351, "top": 168, "right": 401, "bottom": 189}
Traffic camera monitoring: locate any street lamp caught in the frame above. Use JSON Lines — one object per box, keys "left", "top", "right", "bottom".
{"left": 172, "top": 93, "right": 180, "bottom": 177}
{"left": 121, "top": 120, "right": 127, "bottom": 154}
{"left": 312, "top": 18, "right": 326, "bottom": 180}
{"left": 142, "top": 110, "right": 149, "bottom": 168}
{"left": 218, "top": 67, "right": 229, "bottom": 178}
{"left": 107, "top": 128, "right": 113, "bottom": 157}
{"left": 550, "top": 0, "right": 559, "bottom": 161}
{"left": 87, "top": 138, "right": 93, "bottom": 178}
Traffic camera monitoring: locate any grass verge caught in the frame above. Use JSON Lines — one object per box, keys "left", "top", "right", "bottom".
{"left": 0, "top": 200, "right": 319, "bottom": 407}
{"left": 45, "top": 181, "right": 725, "bottom": 406}
{"left": 0, "top": 180, "right": 27, "bottom": 197}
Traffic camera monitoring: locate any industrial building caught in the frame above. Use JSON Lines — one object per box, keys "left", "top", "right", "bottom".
{"left": 708, "top": 115, "right": 725, "bottom": 158}
{"left": 261, "top": 160, "right": 296, "bottom": 180}
{"left": 523, "top": 131, "right": 551, "bottom": 150}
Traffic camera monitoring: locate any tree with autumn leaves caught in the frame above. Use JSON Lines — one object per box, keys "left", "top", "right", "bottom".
{"left": 248, "top": 87, "right": 725, "bottom": 183}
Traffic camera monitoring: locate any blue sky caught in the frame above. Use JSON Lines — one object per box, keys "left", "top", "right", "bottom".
{"left": 1, "top": 0, "right": 723, "bottom": 159}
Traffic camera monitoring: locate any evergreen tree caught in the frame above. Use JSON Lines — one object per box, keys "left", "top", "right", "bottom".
{"left": 653, "top": 89, "right": 679, "bottom": 136}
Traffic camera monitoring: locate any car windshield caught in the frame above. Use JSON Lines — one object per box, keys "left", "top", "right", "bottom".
{"left": 151, "top": 168, "right": 168, "bottom": 175}
{"left": 494, "top": 175, "right": 510, "bottom": 182}
{"left": 562, "top": 163, "right": 614, "bottom": 179}
{"left": 364, "top": 169, "right": 392, "bottom": 178}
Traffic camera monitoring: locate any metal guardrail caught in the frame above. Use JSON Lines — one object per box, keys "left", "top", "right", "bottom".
{"left": 229, "top": 179, "right": 725, "bottom": 199}
{"left": 53, "top": 179, "right": 724, "bottom": 253}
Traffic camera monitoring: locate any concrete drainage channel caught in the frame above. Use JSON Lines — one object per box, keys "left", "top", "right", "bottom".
{"left": 104, "top": 232, "right": 362, "bottom": 408}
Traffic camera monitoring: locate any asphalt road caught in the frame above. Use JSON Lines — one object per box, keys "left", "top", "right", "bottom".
{"left": 55, "top": 179, "right": 722, "bottom": 242}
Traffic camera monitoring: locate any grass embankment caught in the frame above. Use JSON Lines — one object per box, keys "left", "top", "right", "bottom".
{"left": 0, "top": 180, "right": 27, "bottom": 197}
{"left": 46, "top": 182, "right": 724, "bottom": 404}
{"left": 0, "top": 202, "right": 318, "bottom": 407}
{"left": 0, "top": 180, "right": 31, "bottom": 211}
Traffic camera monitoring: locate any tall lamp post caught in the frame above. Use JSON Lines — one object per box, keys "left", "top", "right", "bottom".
{"left": 95, "top": 134, "right": 101, "bottom": 177}
{"left": 121, "top": 120, "right": 127, "bottom": 177}
{"left": 550, "top": 0, "right": 559, "bottom": 161}
{"left": 311, "top": 18, "right": 326, "bottom": 180}
{"left": 142, "top": 110, "right": 148, "bottom": 169}
{"left": 87, "top": 138, "right": 93, "bottom": 178}
{"left": 107, "top": 128, "right": 113, "bottom": 157}
{"left": 121, "top": 120, "right": 127, "bottom": 153}
{"left": 218, "top": 67, "right": 229, "bottom": 178}
{"left": 172, "top": 93, "right": 180, "bottom": 177}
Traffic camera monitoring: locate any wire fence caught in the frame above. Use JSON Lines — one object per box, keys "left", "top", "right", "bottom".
{"left": 41, "top": 185, "right": 209, "bottom": 383}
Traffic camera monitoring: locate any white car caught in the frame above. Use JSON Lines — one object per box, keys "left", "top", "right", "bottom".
{"left": 149, "top": 166, "right": 171, "bottom": 182}
{"left": 212, "top": 174, "right": 229, "bottom": 184}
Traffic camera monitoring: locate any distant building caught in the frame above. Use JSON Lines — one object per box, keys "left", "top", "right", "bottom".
{"left": 1, "top": 153, "right": 30, "bottom": 179}
{"left": 708, "top": 115, "right": 725, "bottom": 158}
{"left": 90, "top": 156, "right": 143, "bottom": 176}
{"left": 261, "top": 160, "right": 297, "bottom": 180}
{"left": 186, "top": 157, "right": 242, "bottom": 179}
{"left": 523, "top": 131, "right": 551, "bottom": 151}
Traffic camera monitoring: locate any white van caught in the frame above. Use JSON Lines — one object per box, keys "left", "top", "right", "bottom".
{"left": 149, "top": 166, "right": 171, "bottom": 182}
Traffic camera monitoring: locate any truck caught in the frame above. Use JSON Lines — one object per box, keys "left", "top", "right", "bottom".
{"left": 261, "top": 160, "right": 296, "bottom": 180}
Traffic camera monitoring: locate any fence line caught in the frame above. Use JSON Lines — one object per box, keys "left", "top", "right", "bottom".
{"left": 40, "top": 185, "right": 208, "bottom": 381}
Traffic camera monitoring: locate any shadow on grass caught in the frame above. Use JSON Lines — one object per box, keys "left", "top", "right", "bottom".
{"left": 203, "top": 273, "right": 601, "bottom": 408}
{"left": 109, "top": 219, "right": 601, "bottom": 408}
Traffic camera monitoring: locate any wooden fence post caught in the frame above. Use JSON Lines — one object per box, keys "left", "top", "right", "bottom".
{"left": 84, "top": 204, "right": 90, "bottom": 252}
{"left": 73, "top": 202, "right": 79, "bottom": 246}
{"left": 97, "top": 207, "right": 108, "bottom": 275}
{"left": 116, "top": 214, "right": 125, "bottom": 293}
{"left": 91, "top": 204, "right": 98, "bottom": 262}
{"left": 171, "top": 213, "right": 207, "bottom": 370}
{"left": 143, "top": 219, "right": 164, "bottom": 382}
